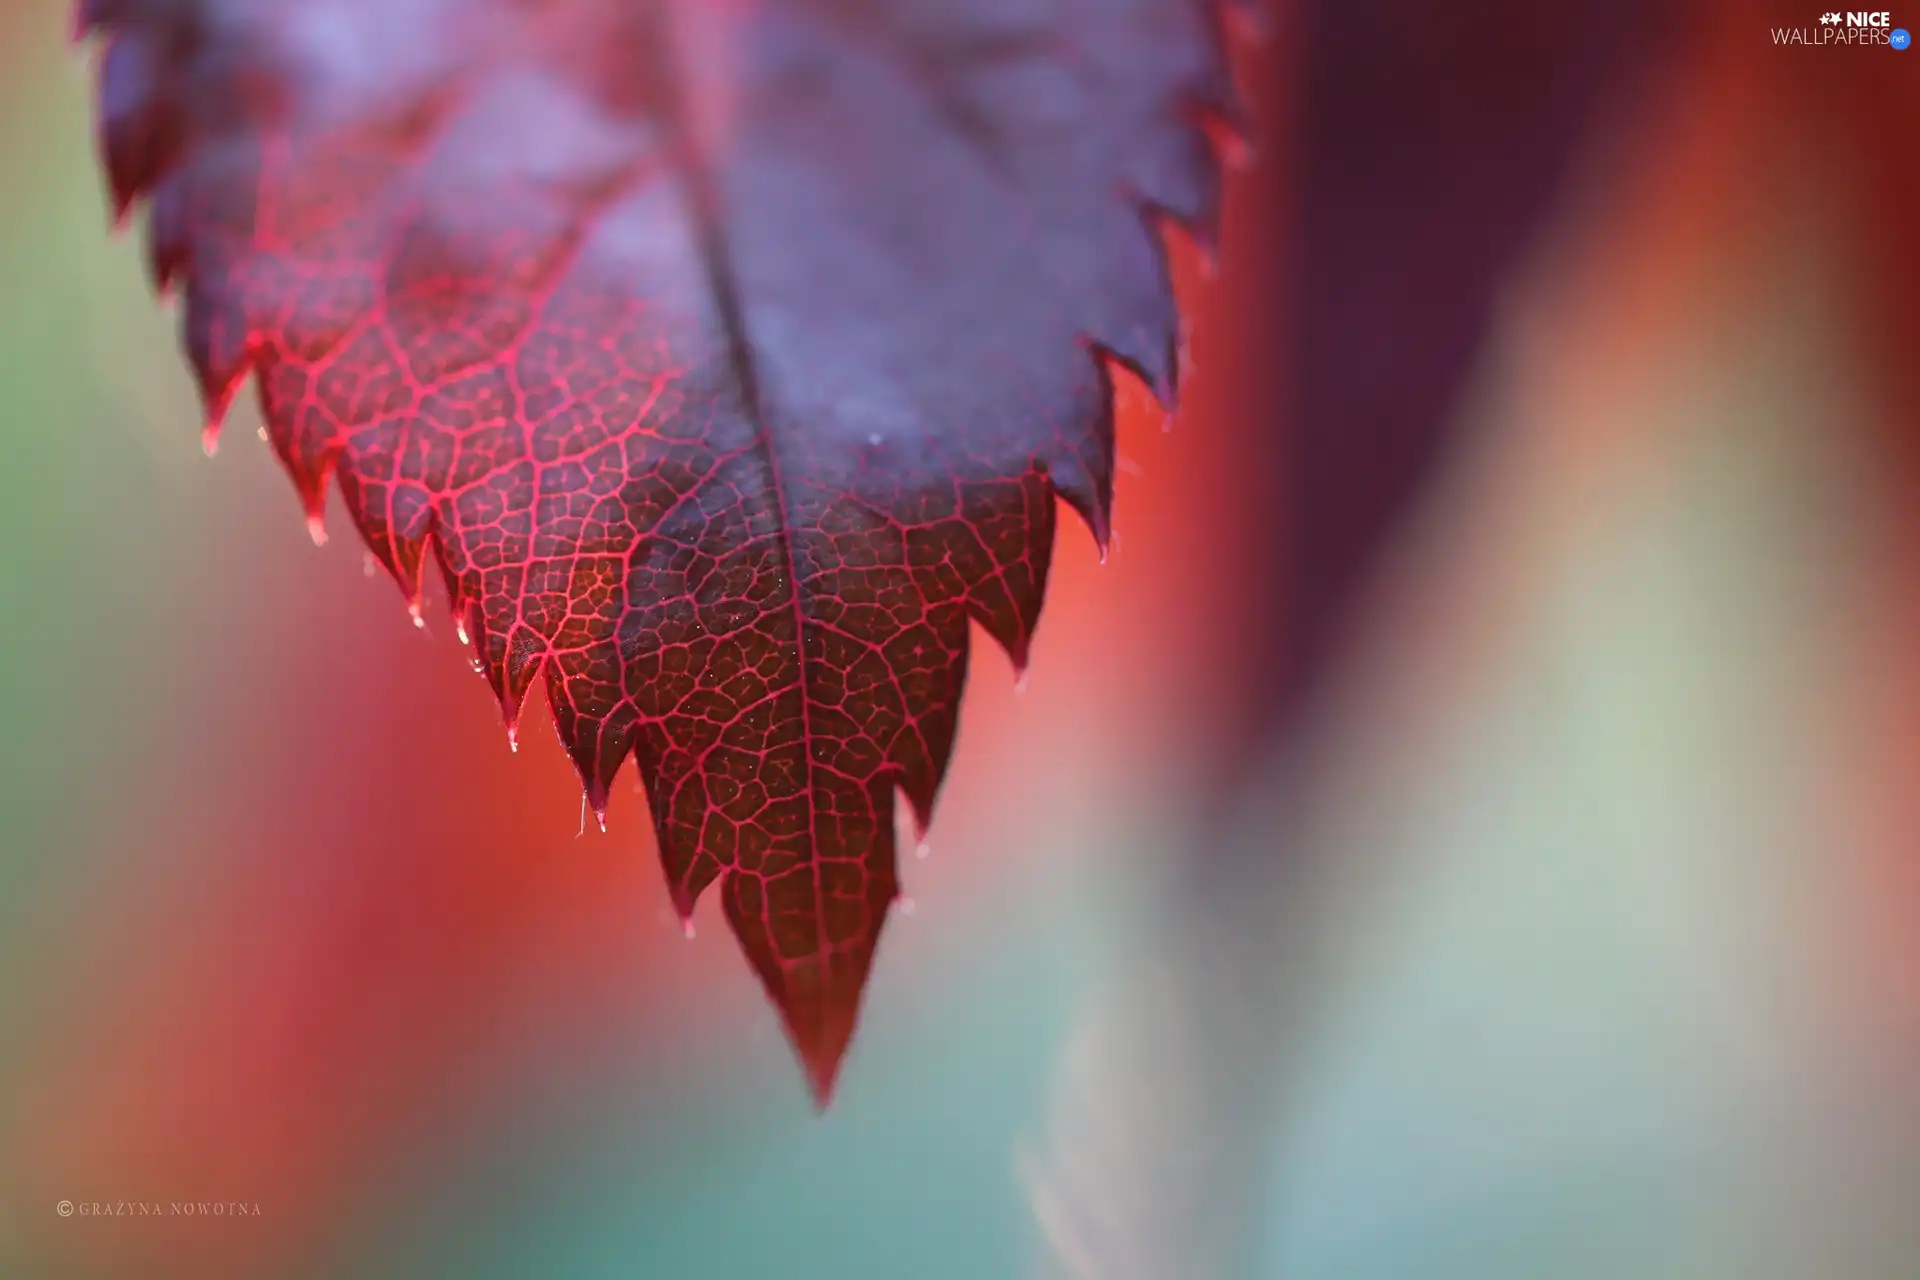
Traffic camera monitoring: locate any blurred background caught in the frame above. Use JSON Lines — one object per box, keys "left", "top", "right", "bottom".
{"left": 2, "top": 0, "right": 1917, "bottom": 1276}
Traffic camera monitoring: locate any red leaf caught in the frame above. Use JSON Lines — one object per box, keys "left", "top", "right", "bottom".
{"left": 82, "top": 0, "right": 1246, "bottom": 1104}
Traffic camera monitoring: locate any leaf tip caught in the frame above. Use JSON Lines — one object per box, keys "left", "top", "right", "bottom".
{"left": 1005, "top": 631, "right": 1032, "bottom": 681}
{"left": 795, "top": 1021, "right": 853, "bottom": 1112}
{"left": 1047, "top": 463, "right": 1114, "bottom": 566}
{"left": 737, "top": 912, "right": 875, "bottom": 1112}
{"left": 584, "top": 779, "right": 610, "bottom": 833}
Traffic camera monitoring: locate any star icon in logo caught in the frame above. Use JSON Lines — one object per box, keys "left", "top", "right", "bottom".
{"left": 1821, "top": 11, "right": 1842, "bottom": 22}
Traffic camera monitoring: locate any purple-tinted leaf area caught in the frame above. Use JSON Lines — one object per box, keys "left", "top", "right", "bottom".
{"left": 82, "top": 0, "right": 1245, "bottom": 1103}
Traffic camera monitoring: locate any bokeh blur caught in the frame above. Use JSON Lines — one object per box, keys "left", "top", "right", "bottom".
{"left": 2, "top": 0, "right": 1917, "bottom": 1277}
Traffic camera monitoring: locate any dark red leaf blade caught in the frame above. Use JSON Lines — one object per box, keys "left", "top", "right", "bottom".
{"left": 83, "top": 0, "right": 1244, "bottom": 1104}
